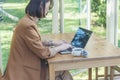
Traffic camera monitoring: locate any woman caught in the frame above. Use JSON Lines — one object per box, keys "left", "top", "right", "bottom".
{"left": 2, "top": 0, "right": 73, "bottom": 80}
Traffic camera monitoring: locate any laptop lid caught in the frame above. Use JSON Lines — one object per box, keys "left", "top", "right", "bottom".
{"left": 71, "top": 27, "right": 92, "bottom": 48}
{"left": 59, "top": 27, "right": 92, "bottom": 54}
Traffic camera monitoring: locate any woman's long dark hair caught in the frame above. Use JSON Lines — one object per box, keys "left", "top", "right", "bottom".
{"left": 25, "top": 0, "right": 47, "bottom": 18}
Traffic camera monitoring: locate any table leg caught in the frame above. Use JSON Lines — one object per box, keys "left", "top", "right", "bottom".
{"left": 110, "top": 66, "right": 114, "bottom": 80}
{"left": 88, "top": 68, "right": 92, "bottom": 80}
{"left": 95, "top": 67, "right": 98, "bottom": 80}
{"left": 49, "top": 64, "right": 55, "bottom": 80}
{"left": 104, "top": 67, "right": 108, "bottom": 80}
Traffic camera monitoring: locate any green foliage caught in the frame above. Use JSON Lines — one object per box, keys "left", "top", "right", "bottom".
{"left": 91, "top": 0, "right": 106, "bottom": 28}
{"left": 64, "top": 0, "right": 77, "bottom": 3}
{"left": 91, "top": 0, "right": 101, "bottom": 12}
{"left": 0, "top": 31, "right": 12, "bottom": 71}
{"left": 4, "top": 0, "right": 28, "bottom": 3}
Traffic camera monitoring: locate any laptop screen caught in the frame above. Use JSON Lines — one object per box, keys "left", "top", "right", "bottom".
{"left": 71, "top": 27, "right": 92, "bottom": 48}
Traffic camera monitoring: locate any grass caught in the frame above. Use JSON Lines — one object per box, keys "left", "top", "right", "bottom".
{"left": 0, "top": 31, "right": 12, "bottom": 71}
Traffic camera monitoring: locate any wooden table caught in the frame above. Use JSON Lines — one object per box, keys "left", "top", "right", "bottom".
{"left": 42, "top": 33, "right": 120, "bottom": 80}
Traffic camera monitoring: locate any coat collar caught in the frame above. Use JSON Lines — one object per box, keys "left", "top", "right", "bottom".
{"left": 26, "top": 14, "right": 39, "bottom": 23}
{"left": 25, "top": 14, "right": 41, "bottom": 38}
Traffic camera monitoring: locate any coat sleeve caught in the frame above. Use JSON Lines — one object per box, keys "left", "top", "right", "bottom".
{"left": 21, "top": 25, "right": 51, "bottom": 59}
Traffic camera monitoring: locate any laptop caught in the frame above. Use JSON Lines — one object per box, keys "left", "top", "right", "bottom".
{"left": 59, "top": 27, "right": 93, "bottom": 54}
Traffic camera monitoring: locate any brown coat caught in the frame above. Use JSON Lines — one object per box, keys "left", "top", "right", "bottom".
{"left": 2, "top": 15, "right": 51, "bottom": 80}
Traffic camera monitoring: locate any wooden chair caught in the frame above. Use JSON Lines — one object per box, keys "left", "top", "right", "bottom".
{"left": 110, "top": 66, "right": 120, "bottom": 80}
{"left": 89, "top": 67, "right": 109, "bottom": 80}
{"left": 95, "top": 67, "right": 109, "bottom": 80}
{"left": 94, "top": 66, "right": 120, "bottom": 80}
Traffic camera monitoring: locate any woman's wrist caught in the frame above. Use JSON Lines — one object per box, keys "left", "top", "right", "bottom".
{"left": 49, "top": 47, "right": 58, "bottom": 57}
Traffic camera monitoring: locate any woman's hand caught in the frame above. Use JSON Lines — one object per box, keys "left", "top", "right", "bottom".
{"left": 49, "top": 43, "right": 72, "bottom": 57}
{"left": 52, "top": 40, "right": 69, "bottom": 47}
{"left": 54, "top": 43, "right": 72, "bottom": 52}
{"left": 42, "top": 40, "right": 69, "bottom": 47}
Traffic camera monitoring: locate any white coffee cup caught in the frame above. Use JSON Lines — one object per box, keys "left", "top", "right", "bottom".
{"left": 72, "top": 48, "right": 83, "bottom": 56}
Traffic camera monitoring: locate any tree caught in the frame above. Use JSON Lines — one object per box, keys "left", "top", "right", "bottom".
{"left": 91, "top": 0, "right": 106, "bottom": 28}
